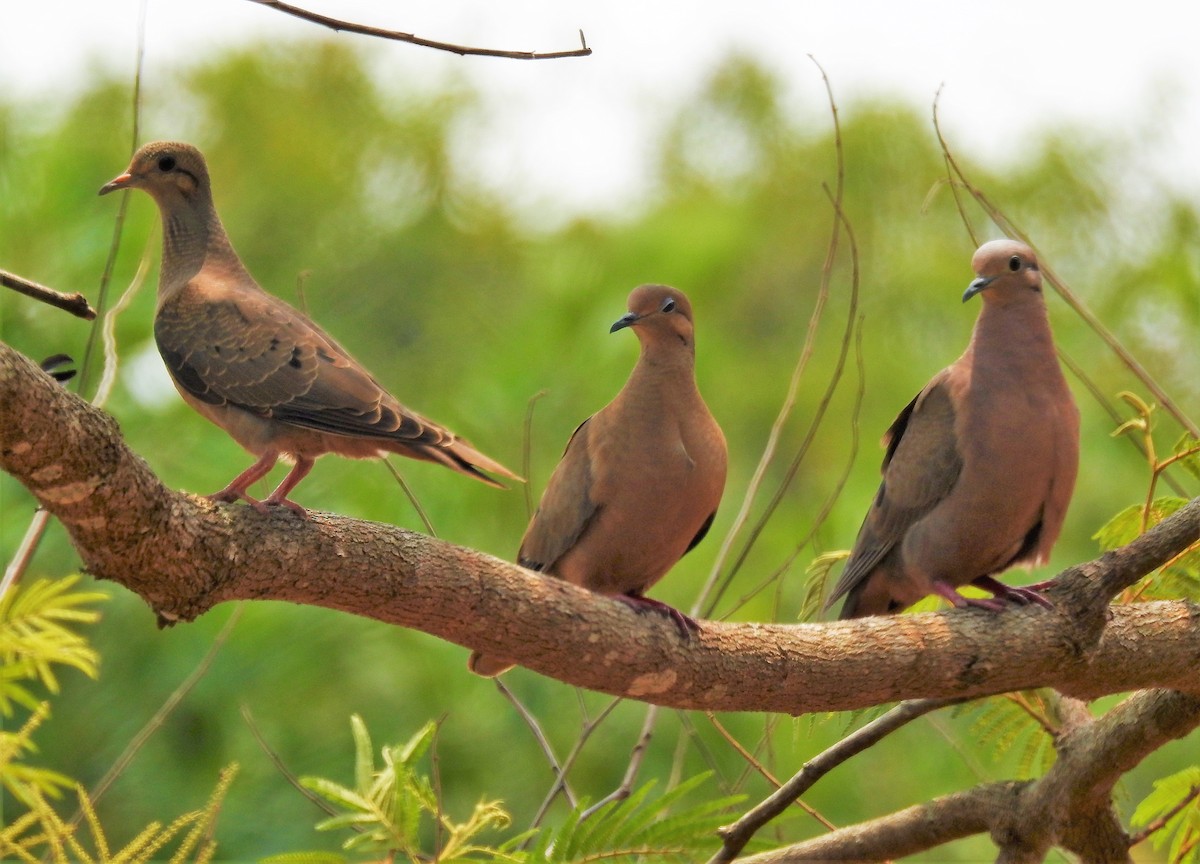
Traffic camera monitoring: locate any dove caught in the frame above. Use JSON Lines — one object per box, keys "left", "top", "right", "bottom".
{"left": 99, "top": 141, "right": 519, "bottom": 517}
{"left": 469, "top": 285, "right": 727, "bottom": 675}
{"left": 827, "top": 239, "right": 1079, "bottom": 618}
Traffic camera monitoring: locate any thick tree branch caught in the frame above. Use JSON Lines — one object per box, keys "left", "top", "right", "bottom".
{"left": 733, "top": 688, "right": 1200, "bottom": 862}
{"left": 2, "top": 340, "right": 1200, "bottom": 713}
{"left": 246, "top": 0, "right": 592, "bottom": 60}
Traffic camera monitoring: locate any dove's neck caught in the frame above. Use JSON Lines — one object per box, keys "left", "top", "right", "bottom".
{"left": 967, "top": 294, "right": 1059, "bottom": 372}
{"left": 157, "top": 195, "right": 251, "bottom": 301}
{"left": 628, "top": 341, "right": 700, "bottom": 403}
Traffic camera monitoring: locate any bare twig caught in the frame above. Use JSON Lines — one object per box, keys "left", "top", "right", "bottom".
{"left": 931, "top": 90, "right": 1199, "bottom": 439}
{"left": 522, "top": 389, "right": 549, "bottom": 520}
{"left": 82, "top": 605, "right": 243, "bottom": 810}
{"left": 1128, "top": 784, "right": 1200, "bottom": 847}
{"left": 382, "top": 457, "right": 438, "bottom": 537}
{"left": 0, "top": 509, "right": 51, "bottom": 601}
{"left": 495, "top": 678, "right": 577, "bottom": 809}
{"left": 698, "top": 55, "right": 853, "bottom": 619}
{"left": 528, "top": 697, "right": 622, "bottom": 830}
{"left": 710, "top": 697, "right": 964, "bottom": 863}
{"left": 0, "top": 269, "right": 95, "bottom": 320}
{"left": 704, "top": 713, "right": 834, "bottom": 831}
{"left": 580, "top": 704, "right": 661, "bottom": 821}
{"left": 247, "top": 0, "right": 592, "bottom": 60}
{"left": 241, "top": 703, "right": 339, "bottom": 818}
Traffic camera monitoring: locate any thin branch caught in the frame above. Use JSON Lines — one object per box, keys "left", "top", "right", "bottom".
{"left": 247, "top": 0, "right": 592, "bottom": 60}
{"left": 80, "top": 605, "right": 243, "bottom": 813}
{"left": 0, "top": 269, "right": 95, "bottom": 320}
{"left": 495, "top": 678, "right": 577, "bottom": 809}
{"left": 522, "top": 389, "right": 549, "bottom": 521}
{"left": 527, "top": 697, "right": 622, "bottom": 831}
{"left": 931, "top": 89, "right": 1199, "bottom": 439}
{"left": 383, "top": 457, "right": 438, "bottom": 537}
{"left": 241, "top": 703, "right": 339, "bottom": 818}
{"left": 700, "top": 57, "right": 856, "bottom": 618}
{"left": 1129, "top": 784, "right": 1200, "bottom": 847}
{"left": 704, "top": 713, "right": 834, "bottom": 832}
{"left": 710, "top": 697, "right": 964, "bottom": 863}
{"left": 580, "top": 704, "right": 661, "bottom": 821}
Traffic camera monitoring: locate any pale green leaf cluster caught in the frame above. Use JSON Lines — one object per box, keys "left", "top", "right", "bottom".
{"left": 960, "top": 691, "right": 1059, "bottom": 779}
{"left": 1093, "top": 498, "right": 1200, "bottom": 600}
{"left": 518, "top": 772, "right": 744, "bottom": 863}
{"left": 0, "top": 575, "right": 106, "bottom": 713}
{"left": 799, "top": 550, "right": 849, "bottom": 622}
{"left": 0, "top": 576, "right": 106, "bottom": 804}
{"left": 283, "top": 717, "right": 742, "bottom": 863}
{"left": 1132, "top": 766, "right": 1200, "bottom": 864}
{"left": 0, "top": 761, "right": 238, "bottom": 864}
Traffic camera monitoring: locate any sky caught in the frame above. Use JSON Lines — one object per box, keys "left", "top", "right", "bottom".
{"left": 3, "top": 1, "right": 1200, "bottom": 221}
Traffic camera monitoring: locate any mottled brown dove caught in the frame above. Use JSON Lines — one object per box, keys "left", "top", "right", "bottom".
{"left": 826, "top": 240, "right": 1079, "bottom": 618}
{"left": 469, "top": 285, "right": 728, "bottom": 676}
{"left": 99, "top": 141, "right": 519, "bottom": 517}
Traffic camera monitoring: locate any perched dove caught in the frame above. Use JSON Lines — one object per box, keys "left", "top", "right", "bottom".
{"left": 469, "top": 285, "right": 728, "bottom": 676}
{"left": 99, "top": 141, "right": 519, "bottom": 517}
{"left": 827, "top": 240, "right": 1079, "bottom": 618}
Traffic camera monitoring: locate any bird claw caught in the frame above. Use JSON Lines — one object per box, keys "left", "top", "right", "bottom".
{"left": 932, "top": 581, "right": 1007, "bottom": 612}
{"left": 616, "top": 594, "right": 700, "bottom": 640}
{"left": 264, "top": 496, "right": 308, "bottom": 519}
{"left": 972, "top": 575, "right": 1054, "bottom": 609}
{"left": 206, "top": 487, "right": 270, "bottom": 514}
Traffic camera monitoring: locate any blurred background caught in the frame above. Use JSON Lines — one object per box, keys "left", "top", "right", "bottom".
{"left": 2, "top": 1, "right": 1198, "bottom": 860}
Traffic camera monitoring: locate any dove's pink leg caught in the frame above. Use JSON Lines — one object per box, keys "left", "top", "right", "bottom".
{"left": 209, "top": 451, "right": 279, "bottom": 513}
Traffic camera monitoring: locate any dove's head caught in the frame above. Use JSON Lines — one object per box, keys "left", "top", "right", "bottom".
{"left": 99, "top": 141, "right": 212, "bottom": 206}
{"left": 962, "top": 239, "right": 1043, "bottom": 304}
{"left": 610, "top": 284, "right": 697, "bottom": 351}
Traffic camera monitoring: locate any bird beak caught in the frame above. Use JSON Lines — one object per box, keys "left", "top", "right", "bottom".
{"left": 610, "top": 312, "right": 640, "bottom": 333}
{"left": 962, "top": 276, "right": 994, "bottom": 303}
{"left": 98, "top": 172, "right": 134, "bottom": 196}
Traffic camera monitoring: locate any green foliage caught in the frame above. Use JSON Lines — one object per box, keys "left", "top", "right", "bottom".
{"left": 517, "top": 772, "right": 744, "bottom": 863}
{"left": 0, "top": 763, "right": 239, "bottom": 864}
{"left": 296, "top": 716, "right": 515, "bottom": 863}
{"left": 1093, "top": 498, "right": 1200, "bottom": 600}
{"left": 291, "top": 718, "right": 741, "bottom": 863}
{"left": 0, "top": 575, "right": 106, "bottom": 714}
{"left": 799, "top": 550, "right": 849, "bottom": 622}
{"left": 1132, "top": 766, "right": 1200, "bottom": 864}
{"left": 0, "top": 701, "right": 73, "bottom": 805}
{"left": 960, "top": 692, "right": 1059, "bottom": 780}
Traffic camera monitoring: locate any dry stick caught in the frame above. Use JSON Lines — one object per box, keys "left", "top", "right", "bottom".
{"left": 709, "top": 697, "right": 965, "bottom": 864}
{"left": 725, "top": 206, "right": 865, "bottom": 621}
{"left": 704, "top": 713, "right": 835, "bottom": 831}
{"left": 696, "top": 55, "right": 849, "bottom": 620}
{"left": 246, "top": 0, "right": 592, "bottom": 60}
{"left": 495, "top": 678, "right": 578, "bottom": 809}
{"left": 241, "top": 703, "right": 339, "bottom": 819}
{"left": 527, "top": 697, "right": 622, "bottom": 831}
{"left": 522, "top": 390, "right": 549, "bottom": 521}
{"left": 577, "top": 704, "right": 662, "bottom": 821}
{"left": 931, "top": 93, "right": 1199, "bottom": 440}
{"left": 79, "top": 606, "right": 244, "bottom": 817}
{"left": 0, "top": 270, "right": 95, "bottom": 320}
{"left": 382, "top": 457, "right": 438, "bottom": 537}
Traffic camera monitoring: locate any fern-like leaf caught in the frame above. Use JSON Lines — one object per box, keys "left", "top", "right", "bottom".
{"left": 800, "top": 551, "right": 849, "bottom": 621}
{"left": 1132, "top": 766, "right": 1200, "bottom": 864}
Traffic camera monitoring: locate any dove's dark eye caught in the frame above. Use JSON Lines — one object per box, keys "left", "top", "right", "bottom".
{"left": 158, "top": 155, "right": 177, "bottom": 172}
{"left": 1008, "top": 255, "right": 1021, "bottom": 272}
{"left": 661, "top": 297, "right": 676, "bottom": 313}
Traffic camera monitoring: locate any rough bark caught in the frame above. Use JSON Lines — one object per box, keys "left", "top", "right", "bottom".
{"left": 2, "top": 340, "right": 1199, "bottom": 714}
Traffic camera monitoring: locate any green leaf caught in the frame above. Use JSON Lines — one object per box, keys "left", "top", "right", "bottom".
{"left": 299, "top": 777, "right": 373, "bottom": 812}
{"left": 349, "top": 714, "right": 373, "bottom": 794}
{"left": 1132, "top": 765, "right": 1200, "bottom": 864}
{"left": 258, "top": 853, "right": 347, "bottom": 864}
{"left": 800, "top": 550, "right": 849, "bottom": 621}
